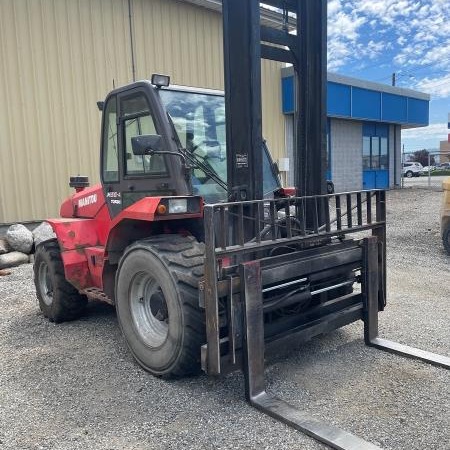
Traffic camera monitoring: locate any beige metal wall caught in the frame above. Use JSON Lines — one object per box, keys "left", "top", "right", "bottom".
{"left": 0, "top": 0, "right": 285, "bottom": 223}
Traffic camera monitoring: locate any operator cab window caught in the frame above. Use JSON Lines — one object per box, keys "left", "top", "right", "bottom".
{"left": 121, "top": 93, "right": 167, "bottom": 176}
{"left": 160, "top": 89, "right": 281, "bottom": 202}
{"left": 102, "top": 96, "right": 119, "bottom": 182}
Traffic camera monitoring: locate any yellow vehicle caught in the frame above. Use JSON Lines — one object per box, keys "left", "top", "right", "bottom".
{"left": 441, "top": 178, "right": 450, "bottom": 254}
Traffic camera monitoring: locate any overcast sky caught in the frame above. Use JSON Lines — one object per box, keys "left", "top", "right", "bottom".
{"left": 326, "top": 0, "right": 449, "bottom": 152}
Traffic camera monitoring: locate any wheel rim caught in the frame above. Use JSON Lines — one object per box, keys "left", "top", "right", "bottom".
{"left": 38, "top": 262, "right": 53, "bottom": 306}
{"left": 129, "top": 271, "right": 169, "bottom": 348}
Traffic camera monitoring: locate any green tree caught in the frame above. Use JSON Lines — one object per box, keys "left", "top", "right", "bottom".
{"left": 412, "top": 149, "right": 435, "bottom": 167}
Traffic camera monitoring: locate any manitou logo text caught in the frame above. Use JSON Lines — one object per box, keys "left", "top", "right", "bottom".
{"left": 78, "top": 194, "right": 97, "bottom": 208}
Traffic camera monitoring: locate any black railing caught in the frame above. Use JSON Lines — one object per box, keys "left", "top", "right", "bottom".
{"left": 205, "top": 190, "right": 386, "bottom": 257}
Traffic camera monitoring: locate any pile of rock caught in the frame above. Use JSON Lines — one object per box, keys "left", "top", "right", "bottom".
{"left": 0, "top": 222, "right": 56, "bottom": 271}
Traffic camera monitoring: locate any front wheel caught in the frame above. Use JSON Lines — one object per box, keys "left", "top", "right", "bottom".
{"left": 115, "top": 235, "right": 205, "bottom": 377}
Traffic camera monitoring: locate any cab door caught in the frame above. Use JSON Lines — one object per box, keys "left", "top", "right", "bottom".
{"left": 101, "top": 94, "right": 122, "bottom": 217}
{"left": 101, "top": 85, "right": 190, "bottom": 218}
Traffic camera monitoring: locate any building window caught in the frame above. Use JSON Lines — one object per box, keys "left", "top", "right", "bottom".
{"left": 362, "top": 123, "right": 388, "bottom": 170}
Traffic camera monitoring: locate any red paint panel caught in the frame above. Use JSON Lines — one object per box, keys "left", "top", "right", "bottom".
{"left": 60, "top": 249, "right": 92, "bottom": 290}
{"left": 92, "top": 205, "right": 112, "bottom": 246}
{"left": 110, "top": 197, "right": 161, "bottom": 228}
{"left": 59, "top": 184, "right": 106, "bottom": 219}
{"left": 46, "top": 219, "right": 99, "bottom": 251}
{"left": 84, "top": 246, "right": 105, "bottom": 289}
{"left": 72, "top": 184, "right": 105, "bottom": 218}
{"left": 109, "top": 196, "right": 204, "bottom": 229}
{"left": 60, "top": 198, "right": 74, "bottom": 218}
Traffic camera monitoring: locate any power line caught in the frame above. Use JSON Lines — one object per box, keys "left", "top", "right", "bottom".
{"left": 351, "top": 55, "right": 450, "bottom": 84}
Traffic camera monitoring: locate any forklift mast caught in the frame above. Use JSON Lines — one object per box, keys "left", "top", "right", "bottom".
{"left": 199, "top": 2, "right": 450, "bottom": 449}
{"left": 223, "top": 0, "right": 327, "bottom": 204}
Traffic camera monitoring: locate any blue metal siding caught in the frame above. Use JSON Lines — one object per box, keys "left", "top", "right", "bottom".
{"left": 362, "top": 123, "right": 375, "bottom": 137}
{"left": 363, "top": 123, "right": 388, "bottom": 137}
{"left": 408, "top": 98, "right": 429, "bottom": 125}
{"left": 281, "top": 75, "right": 429, "bottom": 126}
{"left": 352, "top": 87, "right": 381, "bottom": 121}
{"left": 382, "top": 93, "right": 408, "bottom": 123}
{"left": 328, "top": 82, "right": 351, "bottom": 117}
{"left": 363, "top": 170, "right": 389, "bottom": 189}
{"left": 281, "top": 76, "right": 294, "bottom": 114}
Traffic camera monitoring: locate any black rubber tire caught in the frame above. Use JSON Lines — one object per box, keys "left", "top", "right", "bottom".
{"left": 326, "top": 180, "right": 335, "bottom": 194}
{"left": 115, "top": 235, "right": 205, "bottom": 378}
{"left": 443, "top": 225, "right": 450, "bottom": 255}
{"left": 33, "top": 240, "right": 87, "bottom": 322}
{"left": 405, "top": 171, "right": 413, "bottom": 178}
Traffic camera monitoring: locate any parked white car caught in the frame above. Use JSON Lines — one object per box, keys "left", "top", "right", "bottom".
{"left": 422, "top": 165, "right": 436, "bottom": 173}
{"left": 402, "top": 162, "right": 424, "bottom": 178}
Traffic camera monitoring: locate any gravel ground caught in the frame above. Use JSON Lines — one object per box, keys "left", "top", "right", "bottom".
{"left": 0, "top": 188, "right": 449, "bottom": 450}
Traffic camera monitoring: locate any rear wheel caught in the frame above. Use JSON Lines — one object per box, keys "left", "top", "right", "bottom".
{"left": 326, "top": 180, "right": 334, "bottom": 194}
{"left": 442, "top": 225, "right": 450, "bottom": 255}
{"left": 405, "top": 171, "right": 413, "bottom": 178}
{"left": 34, "top": 240, "right": 87, "bottom": 322}
{"left": 115, "top": 235, "right": 205, "bottom": 377}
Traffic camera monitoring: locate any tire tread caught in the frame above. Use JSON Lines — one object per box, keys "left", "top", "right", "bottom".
{"left": 34, "top": 240, "right": 87, "bottom": 322}
{"left": 121, "top": 235, "right": 205, "bottom": 378}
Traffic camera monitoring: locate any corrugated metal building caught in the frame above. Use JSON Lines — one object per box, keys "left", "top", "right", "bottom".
{"left": 0, "top": 0, "right": 430, "bottom": 224}
{"left": 0, "top": 0, "right": 285, "bottom": 223}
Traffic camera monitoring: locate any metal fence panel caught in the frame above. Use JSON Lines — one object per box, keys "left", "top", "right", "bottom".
{"left": 401, "top": 151, "right": 450, "bottom": 191}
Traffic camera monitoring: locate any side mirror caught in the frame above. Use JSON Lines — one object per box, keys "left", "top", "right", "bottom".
{"left": 131, "top": 134, "right": 163, "bottom": 155}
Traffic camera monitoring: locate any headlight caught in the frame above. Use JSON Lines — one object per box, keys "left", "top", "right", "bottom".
{"left": 156, "top": 197, "right": 202, "bottom": 216}
{"left": 168, "top": 198, "right": 187, "bottom": 214}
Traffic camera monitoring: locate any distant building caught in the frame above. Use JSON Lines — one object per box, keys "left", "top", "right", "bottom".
{"left": 439, "top": 113, "right": 450, "bottom": 162}
{"left": 440, "top": 142, "right": 450, "bottom": 162}
{"left": 282, "top": 68, "right": 430, "bottom": 191}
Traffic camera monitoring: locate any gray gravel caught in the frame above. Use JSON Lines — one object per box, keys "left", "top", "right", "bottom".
{"left": 1, "top": 188, "right": 449, "bottom": 450}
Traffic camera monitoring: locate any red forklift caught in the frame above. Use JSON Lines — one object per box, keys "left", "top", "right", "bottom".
{"left": 33, "top": 1, "right": 449, "bottom": 448}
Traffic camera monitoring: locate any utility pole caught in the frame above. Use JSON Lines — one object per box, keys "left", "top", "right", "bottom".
{"left": 401, "top": 143, "right": 405, "bottom": 188}
{"left": 392, "top": 72, "right": 396, "bottom": 86}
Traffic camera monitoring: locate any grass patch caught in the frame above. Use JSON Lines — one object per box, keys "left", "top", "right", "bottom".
{"left": 427, "top": 170, "right": 450, "bottom": 176}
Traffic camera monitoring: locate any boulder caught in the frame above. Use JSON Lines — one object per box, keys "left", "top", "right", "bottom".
{"left": 6, "top": 224, "right": 34, "bottom": 254}
{"left": 33, "top": 222, "right": 56, "bottom": 246}
{"left": 0, "top": 251, "right": 29, "bottom": 269}
{"left": 0, "top": 238, "right": 11, "bottom": 255}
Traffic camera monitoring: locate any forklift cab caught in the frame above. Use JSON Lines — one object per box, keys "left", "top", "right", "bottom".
{"left": 100, "top": 77, "right": 281, "bottom": 218}
{"left": 100, "top": 80, "right": 191, "bottom": 218}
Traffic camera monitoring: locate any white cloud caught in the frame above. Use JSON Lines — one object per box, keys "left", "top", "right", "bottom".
{"left": 416, "top": 74, "right": 450, "bottom": 98}
{"left": 325, "top": 0, "right": 450, "bottom": 100}
{"left": 402, "top": 123, "right": 448, "bottom": 140}
{"left": 328, "top": 0, "right": 341, "bottom": 16}
{"left": 327, "top": 1, "right": 368, "bottom": 69}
